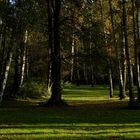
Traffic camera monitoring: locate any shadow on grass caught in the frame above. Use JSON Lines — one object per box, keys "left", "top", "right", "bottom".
{"left": 1, "top": 100, "right": 140, "bottom": 139}
{"left": 0, "top": 130, "right": 140, "bottom": 135}
{"left": 1, "top": 123, "right": 140, "bottom": 129}
{"left": 0, "top": 99, "right": 140, "bottom": 125}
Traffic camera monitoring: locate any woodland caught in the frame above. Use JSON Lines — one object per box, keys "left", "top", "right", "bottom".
{"left": 1, "top": 0, "right": 140, "bottom": 105}
{"left": 1, "top": 0, "right": 140, "bottom": 139}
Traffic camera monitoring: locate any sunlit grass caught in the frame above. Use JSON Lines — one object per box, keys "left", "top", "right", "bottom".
{"left": 1, "top": 123, "right": 140, "bottom": 139}
{"left": 0, "top": 85, "right": 140, "bottom": 139}
{"left": 62, "top": 85, "right": 119, "bottom": 101}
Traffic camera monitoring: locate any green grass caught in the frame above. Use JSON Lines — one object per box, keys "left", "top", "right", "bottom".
{"left": 0, "top": 85, "right": 140, "bottom": 139}
{"left": 62, "top": 85, "right": 119, "bottom": 101}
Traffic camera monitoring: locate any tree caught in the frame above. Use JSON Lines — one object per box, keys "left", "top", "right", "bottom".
{"left": 108, "top": 0, "right": 126, "bottom": 99}
{"left": 0, "top": 1, "right": 16, "bottom": 102}
{"left": 134, "top": 0, "right": 140, "bottom": 101}
{"left": 45, "top": 0, "right": 63, "bottom": 106}
{"left": 0, "top": 32, "right": 14, "bottom": 103}
{"left": 121, "top": 0, "right": 134, "bottom": 103}
{"left": 99, "top": 0, "right": 114, "bottom": 97}
{"left": 11, "top": 26, "right": 27, "bottom": 98}
{"left": 10, "top": 0, "right": 29, "bottom": 98}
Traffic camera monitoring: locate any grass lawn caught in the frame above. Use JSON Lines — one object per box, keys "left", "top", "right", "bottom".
{"left": 0, "top": 85, "right": 140, "bottom": 140}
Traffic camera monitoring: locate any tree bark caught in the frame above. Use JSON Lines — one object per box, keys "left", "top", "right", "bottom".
{"left": 0, "top": 25, "right": 6, "bottom": 77}
{"left": 76, "top": 44, "right": 80, "bottom": 86}
{"left": 70, "top": 33, "right": 75, "bottom": 82}
{"left": 100, "top": 0, "right": 114, "bottom": 96}
{"left": 121, "top": 45, "right": 127, "bottom": 99}
{"left": 11, "top": 24, "right": 27, "bottom": 98}
{"left": 121, "top": 0, "right": 134, "bottom": 102}
{"left": 20, "top": 30, "right": 27, "bottom": 87}
{"left": 47, "top": 46, "right": 52, "bottom": 93}
{"left": 109, "top": 0, "right": 126, "bottom": 99}
{"left": 135, "top": 2, "right": 140, "bottom": 101}
{"left": 0, "top": 49, "right": 13, "bottom": 103}
{"left": 90, "top": 34, "right": 94, "bottom": 87}
{"left": 83, "top": 63, "right": 88, "bottom": 84}
{"left": 0, "top": 30, "right": 14, "bottom": 103}
{"left": 46, "top": 0, "right": 63, "bottom": 106}
{"left": 108, "top": 59, "right": 114, "bottom": 98}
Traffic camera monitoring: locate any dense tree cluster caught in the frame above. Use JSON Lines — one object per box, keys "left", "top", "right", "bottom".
{"left": 0, "top": 0, "right": 140, "bottom": 106}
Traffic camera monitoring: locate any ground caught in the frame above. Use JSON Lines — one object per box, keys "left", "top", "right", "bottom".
{"left": 0, "top": 85, "right": 140, "bottom": 140}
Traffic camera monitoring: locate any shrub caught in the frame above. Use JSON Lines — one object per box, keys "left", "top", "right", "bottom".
{"left": 20, "top": 81, "right": 48, "bottom": 99}
{"left": 61, "top": 81, "right": 73, "bottom": 89}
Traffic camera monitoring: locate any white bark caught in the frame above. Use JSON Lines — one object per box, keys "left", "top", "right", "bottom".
{"left": 0, "top": 51, "right": 13, "bottom": 103}
{"left": 71, "top": 33, "right": 75, "bottom": 82}
{"left": 20, "top": 30, "right": 28, "bottom": 87}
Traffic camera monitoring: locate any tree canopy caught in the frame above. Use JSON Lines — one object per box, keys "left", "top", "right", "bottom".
{"left": 0, "top": 0, "right": 140, "bottom": 107}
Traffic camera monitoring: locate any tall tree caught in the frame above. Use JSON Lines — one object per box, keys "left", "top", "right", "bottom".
{"left": 45, "top": 0, "right": 63, "bottom": 106}
{"left": 11, "top": 26, "right": 26, "bottom": 98}
{"left": 134, "top": 0, "right": 140, "bottom": 101}
{"left": 109, "top": 0, "right": 126, "bottom": 99}
{"left": 121, "top": 0, "right": 134, "bottom": 103}
{"left": 100, "top": 0, "right": 114, "bottom": 97}
{"left": 11, "top": 0, "right": 28, "bottom": 98}
{"left": 0, "top": 29, "right": 14, "bottom": 103}
{"left": 0, "top": 0, "right": 16, "bottom": 102}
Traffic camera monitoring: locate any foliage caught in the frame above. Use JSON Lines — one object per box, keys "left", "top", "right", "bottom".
{"left": 20, "top": 81, "right": 47, "bottom": 99}
{"left": 61, "top": 81, "right": 73, "bottom": 89}
{"left": 0, "top": 0, "right": 140, "bottom": 103}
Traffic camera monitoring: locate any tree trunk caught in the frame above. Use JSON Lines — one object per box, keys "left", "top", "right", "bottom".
{"left": 0, "top": 50, "right": 13, "bottom": 103}
{"left": 100, "top": 0, "right": 114, "bottom": 96}
{"left": 11, "top": 26, "right": 26, "bottom": 98}
{"left": 70, "top": 33, "right": 75, "bottom": 82}
{"left": 20, "top": 30, "right": 27, "bottom": 87}
{"left": 11, "top": 44, "right": 21, "bottom": 97}
{"left": 108, "top": 59, "right": 114, "bottom": 98}
{"left": 0, "top": 25, "right": 6, "bottom": 77}
{"left": 83, "top": 63, "right": 88, "bottom": 84}
{"left": 46, "top": 0, "right": 63, "bottom": 106}
{"left": 89, "top": 34, "right": 94, "bottom": 87}
{"left": 0, "top": 29, "right": 14, "bottom": 103}
{"left": 109, "top": 0, "right": 126, "bottom": 99}
{"left": 135, "top": 2, "right": 140, "bottom": 101}
{"left": 121, "top": 1, "right": 134, "bottom": 102}
{"left": 25, "top": 45, "right": 29, "bottom": 81}
{"left": 76, "top": 44, "right": 80, "bottom": 86}
{"left": 47, "top": 46, "right": 52, "bottom": 93}
{"left": 121, "top": 46, "right": 127, "bottom": 99}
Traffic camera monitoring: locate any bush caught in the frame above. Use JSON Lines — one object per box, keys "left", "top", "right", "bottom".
{"left": 61, "top": 81, "right": 73, "bottom": 89}
{"left": 20, "top": 81, "right": 48, "bottom": 99}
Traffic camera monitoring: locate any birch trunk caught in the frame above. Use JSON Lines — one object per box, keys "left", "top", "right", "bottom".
{"left": 121, "top": 0, "right": 134, "bottom": 102}
{"left": 11, "top": 25, "right": 26, "bottom": 97}
{"left": 108, "top": 0, "right": 126, "bottom": 99}
{"left": 70, "top": 33, "right": 75, "bottom": 82}
{"left": 0, "top": 28, "right": 14, "bottom": 103}
{"left": 19, "top": 30, "right": 28, "bottom": 87}
{"left": 135, "top": 2, "right": 140, "bottom": 101}
{"left": 0, "top": 50, "right": 13, "bottom": 103}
